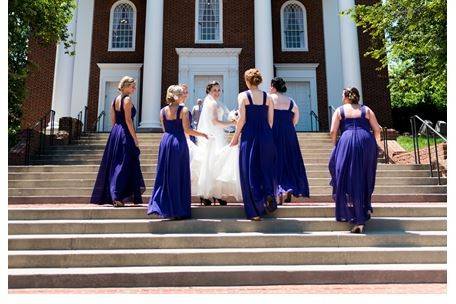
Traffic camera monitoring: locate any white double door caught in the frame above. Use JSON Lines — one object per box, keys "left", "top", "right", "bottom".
{"left": 286, "top": 81, "right": 312, "bottom": 131}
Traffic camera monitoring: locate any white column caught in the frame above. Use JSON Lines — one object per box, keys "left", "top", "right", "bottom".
{"left": 339, "top": 0, "right": 363, "bottom": 102}
{"left": 70, "top": 0, "right": 95, "bottom": 118}
{"left": 254, "top": 0, "right": 274, "bottom": 91}
{"left": 50, "top": 5, "right": 78, "bottom": 128}
{"left": 139, "top": 0, "right": 164, "bottom": 129}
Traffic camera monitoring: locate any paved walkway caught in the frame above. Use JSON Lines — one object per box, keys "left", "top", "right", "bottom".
{"left": 9, "top": 284, "right": 446, "bottom": 294}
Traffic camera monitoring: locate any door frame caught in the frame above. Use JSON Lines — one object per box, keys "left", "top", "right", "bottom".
{"left": 274, "top": 63, "right": 319, "bottom": 131}
{"left": 97, "top": 63, "right": 143, "bottom": 131}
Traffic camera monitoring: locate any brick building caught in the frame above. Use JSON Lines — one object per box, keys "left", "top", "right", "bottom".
{"left": 23, "top": 0, "right": 392, "bottom": 132}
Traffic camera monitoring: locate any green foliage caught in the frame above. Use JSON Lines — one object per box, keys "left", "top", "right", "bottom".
{"left": 345, "top": 0, "right": 447, "bottom": 110}
{"left": 8, "top": 0, "right": 76, "bottom": 148}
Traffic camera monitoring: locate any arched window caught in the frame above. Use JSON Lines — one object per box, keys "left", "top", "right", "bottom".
{"left": 281, "top": 1, "right": 308, "bottom": 51}
{"left": 109, "top": 0, "right": 136, "bottom": 51}
{"left": 195, "top": 0, "right": 223, "bottom": 43}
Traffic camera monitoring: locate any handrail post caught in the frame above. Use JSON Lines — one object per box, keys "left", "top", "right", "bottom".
{"left": 426, "top": 125, "right": 433, "bottom": 177}
{"left": 24, "top": 129, "right": 31, "bottom": 165}
{"left": 433, "top": 132, "right": 441, "bottom": 185}
{"left": 50, "top": 110, "right": 55, "bottom": 146}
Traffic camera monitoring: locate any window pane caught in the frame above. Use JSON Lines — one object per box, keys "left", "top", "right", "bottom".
{"left": 198, "top": 0, "right": 220, "bottom": 41}
{"left": 112, "top": 3, "right": 135, "bottom": 49}
{"left": 283, "top": 3, "right": 305, "bottom": 49}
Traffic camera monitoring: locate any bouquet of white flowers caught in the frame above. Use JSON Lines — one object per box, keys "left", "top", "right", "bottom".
{"left": 227, "top": 110, "right": 239, "bottom": 122}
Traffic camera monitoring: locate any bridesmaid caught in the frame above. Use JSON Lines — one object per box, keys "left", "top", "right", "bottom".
{"left": 148, "top": 85, "right": 208, "bottom": 220}
{"left": 90, "top": 76, "right": 145, "bottom": 207}
{"left": 230, "top": 68, "right": 277, "bottom": 221}
{"left": 269, "top": 77, "right": 310, "bottom": 204}
{"left": 329, "top": 87, "right": 381, "bottom": 233}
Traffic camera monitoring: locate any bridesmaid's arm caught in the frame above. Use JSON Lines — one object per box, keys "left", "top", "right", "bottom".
{"left": 366, "top": 107, "right": 382, "bottom": 142}
{"left": 329, "top": 109, "right": 341, "bottom": 145}
{"left": 230, "top": 93, "right": 247, "bottom": 146}
{"left": 292, "top": 102, "right": 300, "bottom": 126}
{"left": 110, "top": 101, "right": 116, "bottom": 126}
{"left": 123, "top": 97, "right": 139, "bottom": 147}
{"left": 160, "top": 108, "right": 165, "bottom": 133}
{"left": 181, "top": 108, "right": 208, "bottom": 139}
{"left": 267, "top": 96, "right": 274, "bottom": 128}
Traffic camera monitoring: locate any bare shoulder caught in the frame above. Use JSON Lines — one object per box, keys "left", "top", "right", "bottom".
{"left": 123, "top": 96, "right": 133, "bottom": 107}
{"left": 181, "top": 106, "right": 189, "bottom": 113}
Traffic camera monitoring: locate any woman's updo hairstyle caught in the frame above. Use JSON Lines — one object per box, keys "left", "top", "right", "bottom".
{"left": 205, "top": 81, "right": 220, "bottom": 94}
{"left": 343, "top": 87, "right": 360, "bottom": 104}
{"left": 166, "top": 85, "right": 184, "bottom": 104}
{"left": 118, "top": 76, "right": 136, "bottom": 91}
{"left": 271, "top": 77, "right": 287, "bottom": 93}
{"left": 244, "top": 68, "right": 263, "bottom": 86}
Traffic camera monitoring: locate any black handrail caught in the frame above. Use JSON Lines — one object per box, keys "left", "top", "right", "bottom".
{"left": 24, "top": 110, "right": 55, "bottom": 165}
{"left": 410, "top": 115, "right": 447, "bottom": 185}
{"left": 83, "top": 106, "right": 88, "bottom": 133}
{"left": 382, "top": 127, "right": 389, "bottom": 163}
{"left": 328, "top": 105, "right": 336, "bottom": 122}
{"left": 310, "top": 110, "right": 321, "bottom": 132}
{"left": 89, "top": 111, "right": 106, "bottom": 133}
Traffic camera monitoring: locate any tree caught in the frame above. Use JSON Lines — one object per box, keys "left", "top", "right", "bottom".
{"left": 8, "top": 0, "right": 76, "bottom": 147}
{"left": 345, "top": 0, "right": 447, "bottom": 110}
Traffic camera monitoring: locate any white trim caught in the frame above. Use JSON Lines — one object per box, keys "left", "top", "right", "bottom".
{"left": 176, "top": 48, "right": 241, "bottom": 111}
{"left": 280, "top": 0, "right": 309, "bottom": 52}
{"left": 195, "top": 0, "right": 223, "bottom": 44}
{"left": 108, "top": 0, "right": 137, "bottom": 52}
{"left": 274, "top": 63, "right": 319, "bottom": 131}
{"left": 96, "top": 63, "right": 143, "bottom": 131}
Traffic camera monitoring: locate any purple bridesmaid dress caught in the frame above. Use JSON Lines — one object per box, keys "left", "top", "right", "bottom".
{"left": 148, "top": 105, "right": 191, "bottom": 219}
{"left": 90, "top": 95, "right": 145, "bottom": 205}
{"left": 273, "top": 98, "right": 310, "bottom": 198}
{"left": 239, "top": 91, "right": 278, "bottom": 219}
{"left": 329, "top": 105, "right": 378, "bottom": 224}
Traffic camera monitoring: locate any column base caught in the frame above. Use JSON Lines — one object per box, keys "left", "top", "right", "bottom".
{"left": 139, "top": 121, "right": 162, "bottom": 131}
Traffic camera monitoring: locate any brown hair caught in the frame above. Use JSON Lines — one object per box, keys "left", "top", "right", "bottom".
{"left": 244, "top": 68, "right": 263, "bottom": 86}
{"left": 343, "top": 87, "right": 360, "bottom": 104}
{"left": 205, "top": 81, "right": 220, "bottom": 94}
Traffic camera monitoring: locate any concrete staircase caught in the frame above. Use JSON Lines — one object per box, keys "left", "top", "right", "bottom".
{"left": 8, "top": 132, "right": 447, "bottom": 288}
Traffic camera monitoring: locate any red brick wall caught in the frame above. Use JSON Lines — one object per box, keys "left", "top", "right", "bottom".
{"left": 356, "top": 0, "right": 392, "bottom": 127}
{"left": 272, "top": 0, "right": 329, "bottom": 129}
{"left": 87, "top": 0, "right": 146, "bottom": 126}
{"left": 21, "top": 39, "right": 56, "bottom": 128}
{"left": 161, "top": 0, "right": 255, "bottom": 107}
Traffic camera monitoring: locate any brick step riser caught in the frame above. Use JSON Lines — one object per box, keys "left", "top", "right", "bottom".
{"left": 8, "top": 234, "right": 447, "bottom": 250}
{"left": 8, "top": 218, "right": 447, "bottom": 235}
{"left": 7, "top": 267, "right": 446, "bottom": 288}
{"left": 8, "top": 206, "right": 447, "bottom": 220}
{"left": 8, "top": 194, "right": 448, "bottom": 204}
{"left": 8, "top": 177, "right": 446, "bottom": 188}
{"left": 8, "top": 249, "right": 446, "bottom": 269}
{"left": 8, "top": 185, "right": 448, "bottom": 196}
{"left": 7, "top": 164, "right": 432, "bottom": 173}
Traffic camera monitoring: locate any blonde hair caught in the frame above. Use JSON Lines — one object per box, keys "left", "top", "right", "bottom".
{"left": 244, "top": 68, "right": 263, "bottom": 86}
{"left": 166, "top": 85, "right": 184, "bottom": 104}
{"left": 118, "top": 76, "right": 136, "bottom": 91}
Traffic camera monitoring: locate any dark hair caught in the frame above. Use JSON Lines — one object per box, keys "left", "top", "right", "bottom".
{"left": 244, "top": 68, "right": 263, "bottom": 86}
{"left": 343, "top": 87, "right": 360, "bottom": 104}
{"left": 206, "top": 81, "right": 220, "bottom": 94}
{"left": 271, "top": 77, "right": 287, "bottom": 93}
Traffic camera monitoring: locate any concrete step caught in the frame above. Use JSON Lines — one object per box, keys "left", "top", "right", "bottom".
{"left": 8, "top": 163, "right": 432, "bottom": 173}
{"left": 8, "top": 185, "right": 447, "bottom": 197}
{"left": 8, "top": 264, "right": 447, "bottom": 288}
{"left": 80, "top": 133, "right": 331, "bottom": 139}
{"left": 70, "top": 139, "right": 335, "bottom": 146}
{"left": 8, "top": 169, "right": 434, "bottom": 180}
{"left": 8, "top": 204, "right": 447, "bottom": 220}
{"left": 8, "top": 246, "right": 447, "bottom": 268}
{"left": 8, "top": 231, "right": 447, "bottom": 250}
{"left": 8, "top": 193, "right": 447, "bottom": 204}
{"left": 8, "top": 217, "right": 447, "bottom": 235}
{"left": 8, "top": 177, "right": 446, "bottom": 189}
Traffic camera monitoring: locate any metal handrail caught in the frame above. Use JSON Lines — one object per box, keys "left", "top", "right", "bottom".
{"left": 24, "top": 110, "right": 55, "bottom": 165}
{"left": 83, "top": 106, "right": 88, "bottom": 133}
{"left": 328, "top": 105, "right": 336, "bottom": 121}
{"left": 89, "top": 111, "right": 106, "bottom": 133}
{"left": 410, "top": 115, "right": 447, "bottom": 185}
{"left": 310, "top": 110, "right": 321, "bottom": 132}
{"left": 382, "top": 127, "right": 389, "bottom": 163}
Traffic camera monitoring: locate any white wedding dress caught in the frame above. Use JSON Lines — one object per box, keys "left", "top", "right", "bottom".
{"left": 187, "top": 94, "right": 242, "bottom": 200}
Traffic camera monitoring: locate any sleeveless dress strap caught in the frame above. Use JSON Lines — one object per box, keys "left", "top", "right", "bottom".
{"left": 176, "top": 105, "right": 183, "bottom": 119}
{"left": 361, "top": 105, "right": 366, "bottom": 119}
{"left": 339, "top": 106, "right": 345, "bottom": 120}
{"left": 288, "top": 98, "right": 294, "bottom": 111}
{"left": 120, "top": 95, "right": 129, "bottom": 113}
{"left": 245, "top": 91, "right": 253, "bottom": 105}
{"left": 263, "top": 91, "right": 267, "bottom": 106}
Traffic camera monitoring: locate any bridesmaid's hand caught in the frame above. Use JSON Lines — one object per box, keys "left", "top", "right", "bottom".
{"left": 229, "top": 137, "right": 239, "bottom": 147}
{"left": 134, "top": 138, "right": 139, "bottom": 147}
{"left": 201, "top": 133, "right": 209, "bottom": 140}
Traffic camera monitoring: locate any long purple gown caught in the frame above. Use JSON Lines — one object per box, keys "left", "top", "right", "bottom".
{"left": 239, "top": 91, "right": 277, "bottom": 219}
{"left": 329, "top": 105, "right": 378, "bottom": 225}
{"left": 90, "top": 95, "right": 145, "bottom": 205}
{"left": 273, "top": 99, "right": 310, "bottom": 198}
{"left": 148, "top": 105, "right": 191, "bottom": 219}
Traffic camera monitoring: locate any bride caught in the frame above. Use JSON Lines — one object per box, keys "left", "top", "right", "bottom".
{"left": 190, "top": 81, "right": 242, "bottom": 205}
